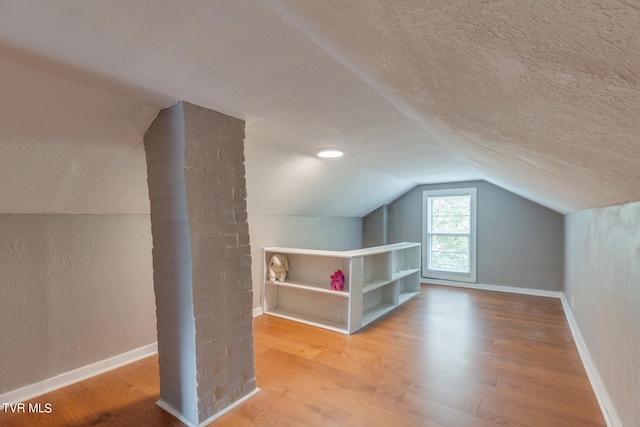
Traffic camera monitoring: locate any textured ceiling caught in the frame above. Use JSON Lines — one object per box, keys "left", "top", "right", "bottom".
{"left": 0, "top": 0, "right": 638, "bottom": 216}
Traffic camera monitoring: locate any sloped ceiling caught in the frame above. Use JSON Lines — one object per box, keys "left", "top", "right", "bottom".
{"left": 0, "top": 0, "right": 638, "bottom": 216}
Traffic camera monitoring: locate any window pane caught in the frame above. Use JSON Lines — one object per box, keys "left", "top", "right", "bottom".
{"left": 423, "top": 188, "right": 476, "bottom": 282}
{"left": 431, "top": 215, "right": 469, "bottom": 233}
{"left": 429, "top": 235, "right": 469, "bottom": 273}
{"left": 430, "top": 196, "right": 470, "bottom": 233}
{"left": 431, "top": 196, "right": 469, "bottom": 216}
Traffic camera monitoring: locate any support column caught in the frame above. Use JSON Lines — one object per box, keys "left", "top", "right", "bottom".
{"left": 144, "top": 101, "right": 257, "bottom": 426}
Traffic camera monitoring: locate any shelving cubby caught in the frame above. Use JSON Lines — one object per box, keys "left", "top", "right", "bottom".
{"left": 263, "top": 242, "right": 421, "bottom": 334}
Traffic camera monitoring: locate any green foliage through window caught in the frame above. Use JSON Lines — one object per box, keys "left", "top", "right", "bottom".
{"left": 428, "top": 195, "right": 471, "bottom": 273}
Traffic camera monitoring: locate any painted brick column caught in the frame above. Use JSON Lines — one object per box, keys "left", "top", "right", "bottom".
{"left": 144, "top": 102, "right": 257, "bottom": 426}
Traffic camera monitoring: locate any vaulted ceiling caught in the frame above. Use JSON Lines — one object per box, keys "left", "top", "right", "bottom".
{"left": 1, "top": 1, "right": 638, "bottom": 217}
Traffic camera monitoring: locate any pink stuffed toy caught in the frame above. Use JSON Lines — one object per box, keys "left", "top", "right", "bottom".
{"left": 330, "top": 270, "right": 345, "bottom": 291}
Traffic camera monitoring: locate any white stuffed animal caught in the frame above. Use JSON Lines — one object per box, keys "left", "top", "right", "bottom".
{"left": 268, "top": 254, "right": 289, "bottom": 282}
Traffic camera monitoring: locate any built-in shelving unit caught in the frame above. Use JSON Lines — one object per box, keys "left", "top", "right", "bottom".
{"left": 263, "top": 242, "right": 421, "bottom": 334}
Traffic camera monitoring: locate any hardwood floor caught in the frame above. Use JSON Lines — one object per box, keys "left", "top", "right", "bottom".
{"left": 1, "top": 285, "right": 606, "bottom": 426}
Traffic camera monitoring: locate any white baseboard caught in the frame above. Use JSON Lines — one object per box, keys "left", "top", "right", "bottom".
{"left": 1, "top": 292, "right": 620, "bottom": 426}
{"left": 156, "top": 399, "right": 198, "bottom": 427}
{"left": 1, "top": 306, "right": 264, "bottom": 406}
{"left": 559, "top": 295, "right": 621, "bottom": 427}
{"left": 0, "top": 342, "right": 158, "bottom": 404}
{"left": 424, "top": 279, "right": 620, "bottom": 426}
{"left": 422, "top": 278, "right": 562, "bottom": 298}
{"left": 157, "top": 387, "right": 260, "bottom": 427}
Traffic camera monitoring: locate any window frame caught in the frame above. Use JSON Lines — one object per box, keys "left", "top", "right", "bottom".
{"left": 422, "top": 187, "right": 477, "bottom": 283}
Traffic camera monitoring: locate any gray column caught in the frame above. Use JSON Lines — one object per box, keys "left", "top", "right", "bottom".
{"left": 144, "top": 102, "right": 256, "bottom": 426}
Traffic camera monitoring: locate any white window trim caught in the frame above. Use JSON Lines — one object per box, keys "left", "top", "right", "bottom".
{"left": 422, "top": 188, "right": 477, "bottom": 283}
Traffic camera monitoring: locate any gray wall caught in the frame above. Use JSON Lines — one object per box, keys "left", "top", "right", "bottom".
{"left": 362, "top": 205, "right": 388, "bottom": 248}
{"left": 0, "top": 55, "right": 160, "bottom": 399}
{"left": 386, "top": 180, "right": 564, "bottom": 290}
{"left": 248, "top": 214, "right": 362, "bottom": 310}
{"left": 0, "top": 214, "right": 156, "bottom": 394}
{"left": 565, "top": 201, "right": 640, "bottom": 427}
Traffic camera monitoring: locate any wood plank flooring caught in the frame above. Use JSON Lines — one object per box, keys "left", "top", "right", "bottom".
{"left": 1, "top": 285, "right": 606, "bottom": 426}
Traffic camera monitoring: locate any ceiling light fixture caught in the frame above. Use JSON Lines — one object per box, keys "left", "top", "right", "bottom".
{"left": 316, "top": 148, "right": 344, "bottom": 158}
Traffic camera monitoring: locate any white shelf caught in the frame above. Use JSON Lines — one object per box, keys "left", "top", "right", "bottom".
{"left": 264, "top": 242, "right": 420, "bottom": 258}
{"left": 391, "top": 268, "right": 421, "bottom": 281}
{"left": 265, "top": 307, "right": 348, "bottom": 334}
{"left": 362, "top": 279, "right": 393, "bottom": 294}
{"left": 263, "top": 242, "right": 421, "bottom": 334}
{"left": 266, "top": 280, "right": 349, "bottom": 297}
{"left": 399, "top": 291, "right": 420, "bottom": 305}
{"left": 362, "top": 303, "right": 396, "bottom": 326}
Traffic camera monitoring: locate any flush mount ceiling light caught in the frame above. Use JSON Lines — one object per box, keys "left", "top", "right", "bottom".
{"left": 316, "top": 148, "right": 344, "bottom": 158}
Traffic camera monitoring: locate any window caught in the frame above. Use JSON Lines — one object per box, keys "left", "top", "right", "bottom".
{"left": 422, "top": 188, "right": 477, "bottom": 283}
